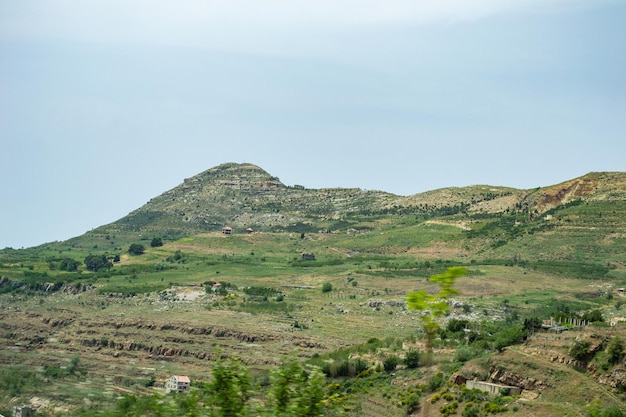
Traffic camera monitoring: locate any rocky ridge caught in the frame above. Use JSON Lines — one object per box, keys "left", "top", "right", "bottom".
{"left": 94, "top": 163, "right": 626, "bottom": 238}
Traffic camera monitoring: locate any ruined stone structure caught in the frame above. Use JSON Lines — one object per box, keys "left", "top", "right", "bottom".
{"left": 466, "top": 380, "right": 522, "bottom": 396}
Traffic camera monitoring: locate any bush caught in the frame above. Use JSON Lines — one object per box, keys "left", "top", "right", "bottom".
{"left": 582, "top": 309, "right": 604, "bottom": 323}
{"left": 463, "top": 405, "right": 481, "bottom": 417}
{"left": 383, "top": 355, "right": 399, "bottom": 372}
{"left": 607, "top": 337, "right": 625, "bottom": 365}
{"left": 322, "top": 282, "right": 333, "bottom": 293}
{"left": 570, "top": 340, "right": 592, "bottom": 361}
{"left": 404, "top": 349, "right": 420, "bottom": 369}
{"left": 128, "top": 243, "right": 145, "bottom": 256}
{"left": 454, "top": 346, "right": 479, "bottom": 363}
{"left": 84, "top": 254, "right": 112, "bottom": 272}
{"left": 150, "top": 237, "right": 163, "bottom": 247}
{"left": 429, "top": 372, "right": 445, "bottom": 392}
{"left": 403, "top": 392, "right": 421, "bottom": 415}
{"left": 493, "top": 325, "right": 526, "bottom": 352}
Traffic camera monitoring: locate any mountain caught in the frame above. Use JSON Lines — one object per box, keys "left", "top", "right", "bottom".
{"left": 94, "top": 162, "right": 626, "bottom": 237}
{"left": 95, "top": 162, "right": 398, "bottom": 237}
{"left": 83, "top": 163, "right": 626, "bottom": 265}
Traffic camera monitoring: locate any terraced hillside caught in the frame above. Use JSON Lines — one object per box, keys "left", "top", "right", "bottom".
{"left": 2, "top": 164, "right": 626, "bottom": 416}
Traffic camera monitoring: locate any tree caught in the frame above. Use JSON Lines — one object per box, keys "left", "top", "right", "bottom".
{"left": 84, "top": 254, "right": 112, "bottom": 272}
{"left": 570, "top": 339, "right": 592, "bottom": 361}
{"left": 150, "top": 237, "right": 163, "bottom": 247}
{"left": 322, "top": 282, "right": 333, "bottom": 293}
{"left": 407, "top": 266, "right": 467, "bottom": 363}
{"left": 208, "top": 357, "right": 251, "bottom": 417}
{"left": 383, "top": 355, "right": 399, "bottom": 372}
{"left": 523, "top": 317, "right": 542, "bottom": 334}
{"left": 607, "top": 337, "right": 625, "bottom": 365}
{"left": 265, "top": 359, "right": 329, "bottom": 417}
{"left": 128, "top": 243, "right": 145, "bottom": 256}
{"left": 582, "top": 309, "right": 604, "bottom": 323}
{"left": 493, "top": 325, "right": 526, "bottom": 352}
{"left": 59, "top": 258, "right": 81, "bottom": 272}
{"left": 404, "top": 349, "right": 420, "bottom": 369}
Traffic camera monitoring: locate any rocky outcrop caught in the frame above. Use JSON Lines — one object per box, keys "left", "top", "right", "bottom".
{"left": 536, "top": 178, "right": 597, "bottom": 212}
{"left": 489, "top": 366, "right": 547, "bottom": 390}
{"left": 596, "top": 367, "right": 626, "bottom": 388}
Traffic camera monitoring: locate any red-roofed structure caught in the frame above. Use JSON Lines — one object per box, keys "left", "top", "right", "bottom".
{"left": 166, "top": 375, "right": 191, "bottom": 392}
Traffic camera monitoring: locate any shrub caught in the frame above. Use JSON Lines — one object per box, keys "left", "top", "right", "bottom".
{"left": 84, "top": 254, "right": 112, "bottom": 272}
{"left": 404, "top": 349, "right": 420, "bottom": 369}
{"left": 607, "top": 337, "right": 625, "bottom": 365}
{"left": 463, "top": 405, "right": 481, "bottom": 417}
{"left": 383, "top": 355, "right": 399, "bottom": 372}
{"left": 403, "top": 392, "right": 421, "bottom": 415}
{"left": 351, "top": 357, "right": 369, "bottom": 375}
{"left": 322, "top": 282, "right": 333, "bottom": 293}
{"left": 493, "top": 325, "right": 526, "bottom": 352}
{"left": 570, "top": 340, "right": 592, "bottom": 361}
{"left": 429, "top": 372, "right": 445, "bottom": 392}
{"left": 455, "top": 346, "right": 479, "bottom": 363}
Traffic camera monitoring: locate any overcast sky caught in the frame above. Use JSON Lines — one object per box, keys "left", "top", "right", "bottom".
{"left": 1, "top": 0, "right": 625, "bottom": 249}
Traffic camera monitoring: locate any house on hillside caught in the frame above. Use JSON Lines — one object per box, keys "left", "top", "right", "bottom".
{"left": 166, "top": 375, "right": 191, "bottom": 393}
{"left": 222, "top": 226, "right": 233, "bottom": 235}
{"left": 246, "top": 227, "right": 254, "bottom": 234}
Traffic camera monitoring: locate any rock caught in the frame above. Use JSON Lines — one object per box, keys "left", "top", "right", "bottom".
{"left": 449, "top": 373, "right": 468, "bottom": 385}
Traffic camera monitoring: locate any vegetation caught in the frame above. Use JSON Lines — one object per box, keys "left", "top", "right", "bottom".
{"left": 2, "top": 166, "right": 626, "bottom": 415}
{"left": 83, "top": 254, "right": 112, "bottom": 272}
{"left": 63, "top": 358, "right": 338, "bottom": 417}
{"left": 128, "top": 243, "right": 146, "bottom": 255}
{"left": 407, "top": 266, "right": 467, "bottom": 362}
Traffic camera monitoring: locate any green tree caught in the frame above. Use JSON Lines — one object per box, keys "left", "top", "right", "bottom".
{"left": 607, "top": 337, "right": 625, "bottom": 365}
{"left": 67, "top": 354, "right": 80, "bottom": 376}
{"left": 493, "top": 324, "right": 526, "bottom": 352}
{"left": 59, "top": 258, "right": 81, "bottom": 272}
{"left": 570, "top": 339, "right": 592, "bottom": 361}
{"left": 83, "top": 254, "right": 112, "bottom": 272}
{"left": 523, "top": 317, "right": 542, "bottom": 333}
{"left": 150, "top": 237, "right": 163, "bottom": 247}
{"left": 383, "top": 355, "right": 399, "bottom": 372}
{"left": 321, "top": 282, "right": 333, "bottom": 293}
{"left": 404, "top": 349, "right": 420, "bottom": 369}
{"left": 128, "top": 243, "right": 145, "bottom": 256}
{"left": 582, "top": 309, "right": 604, "bottom": 323}
{"left": 407, "top": 266, "right": 467, "bottom": 363}
{"left": 265, "top": 359, "right": 329, "bottom": 417}
{"left": 208, "top": 357, "right": 251, "bottom": 417}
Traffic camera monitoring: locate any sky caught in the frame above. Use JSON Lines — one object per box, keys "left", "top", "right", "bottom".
{"left": 1, "top": 0, "right": 625, "bottom": 249}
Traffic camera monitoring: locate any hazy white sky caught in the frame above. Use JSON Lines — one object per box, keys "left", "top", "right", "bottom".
{"left": 1, "top": 0, "right": 625, "bottom": 248}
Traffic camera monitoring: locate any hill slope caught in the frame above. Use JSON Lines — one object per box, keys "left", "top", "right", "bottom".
{"left": 2, "top": 164, "right": 626, "bottom": 416}
{"left": 94, "top": 163, "right": 626, "bottom": 239}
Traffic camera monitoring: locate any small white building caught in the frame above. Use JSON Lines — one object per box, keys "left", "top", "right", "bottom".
{"left": 166, "top": 375, "right": 191, "bottom": 393}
